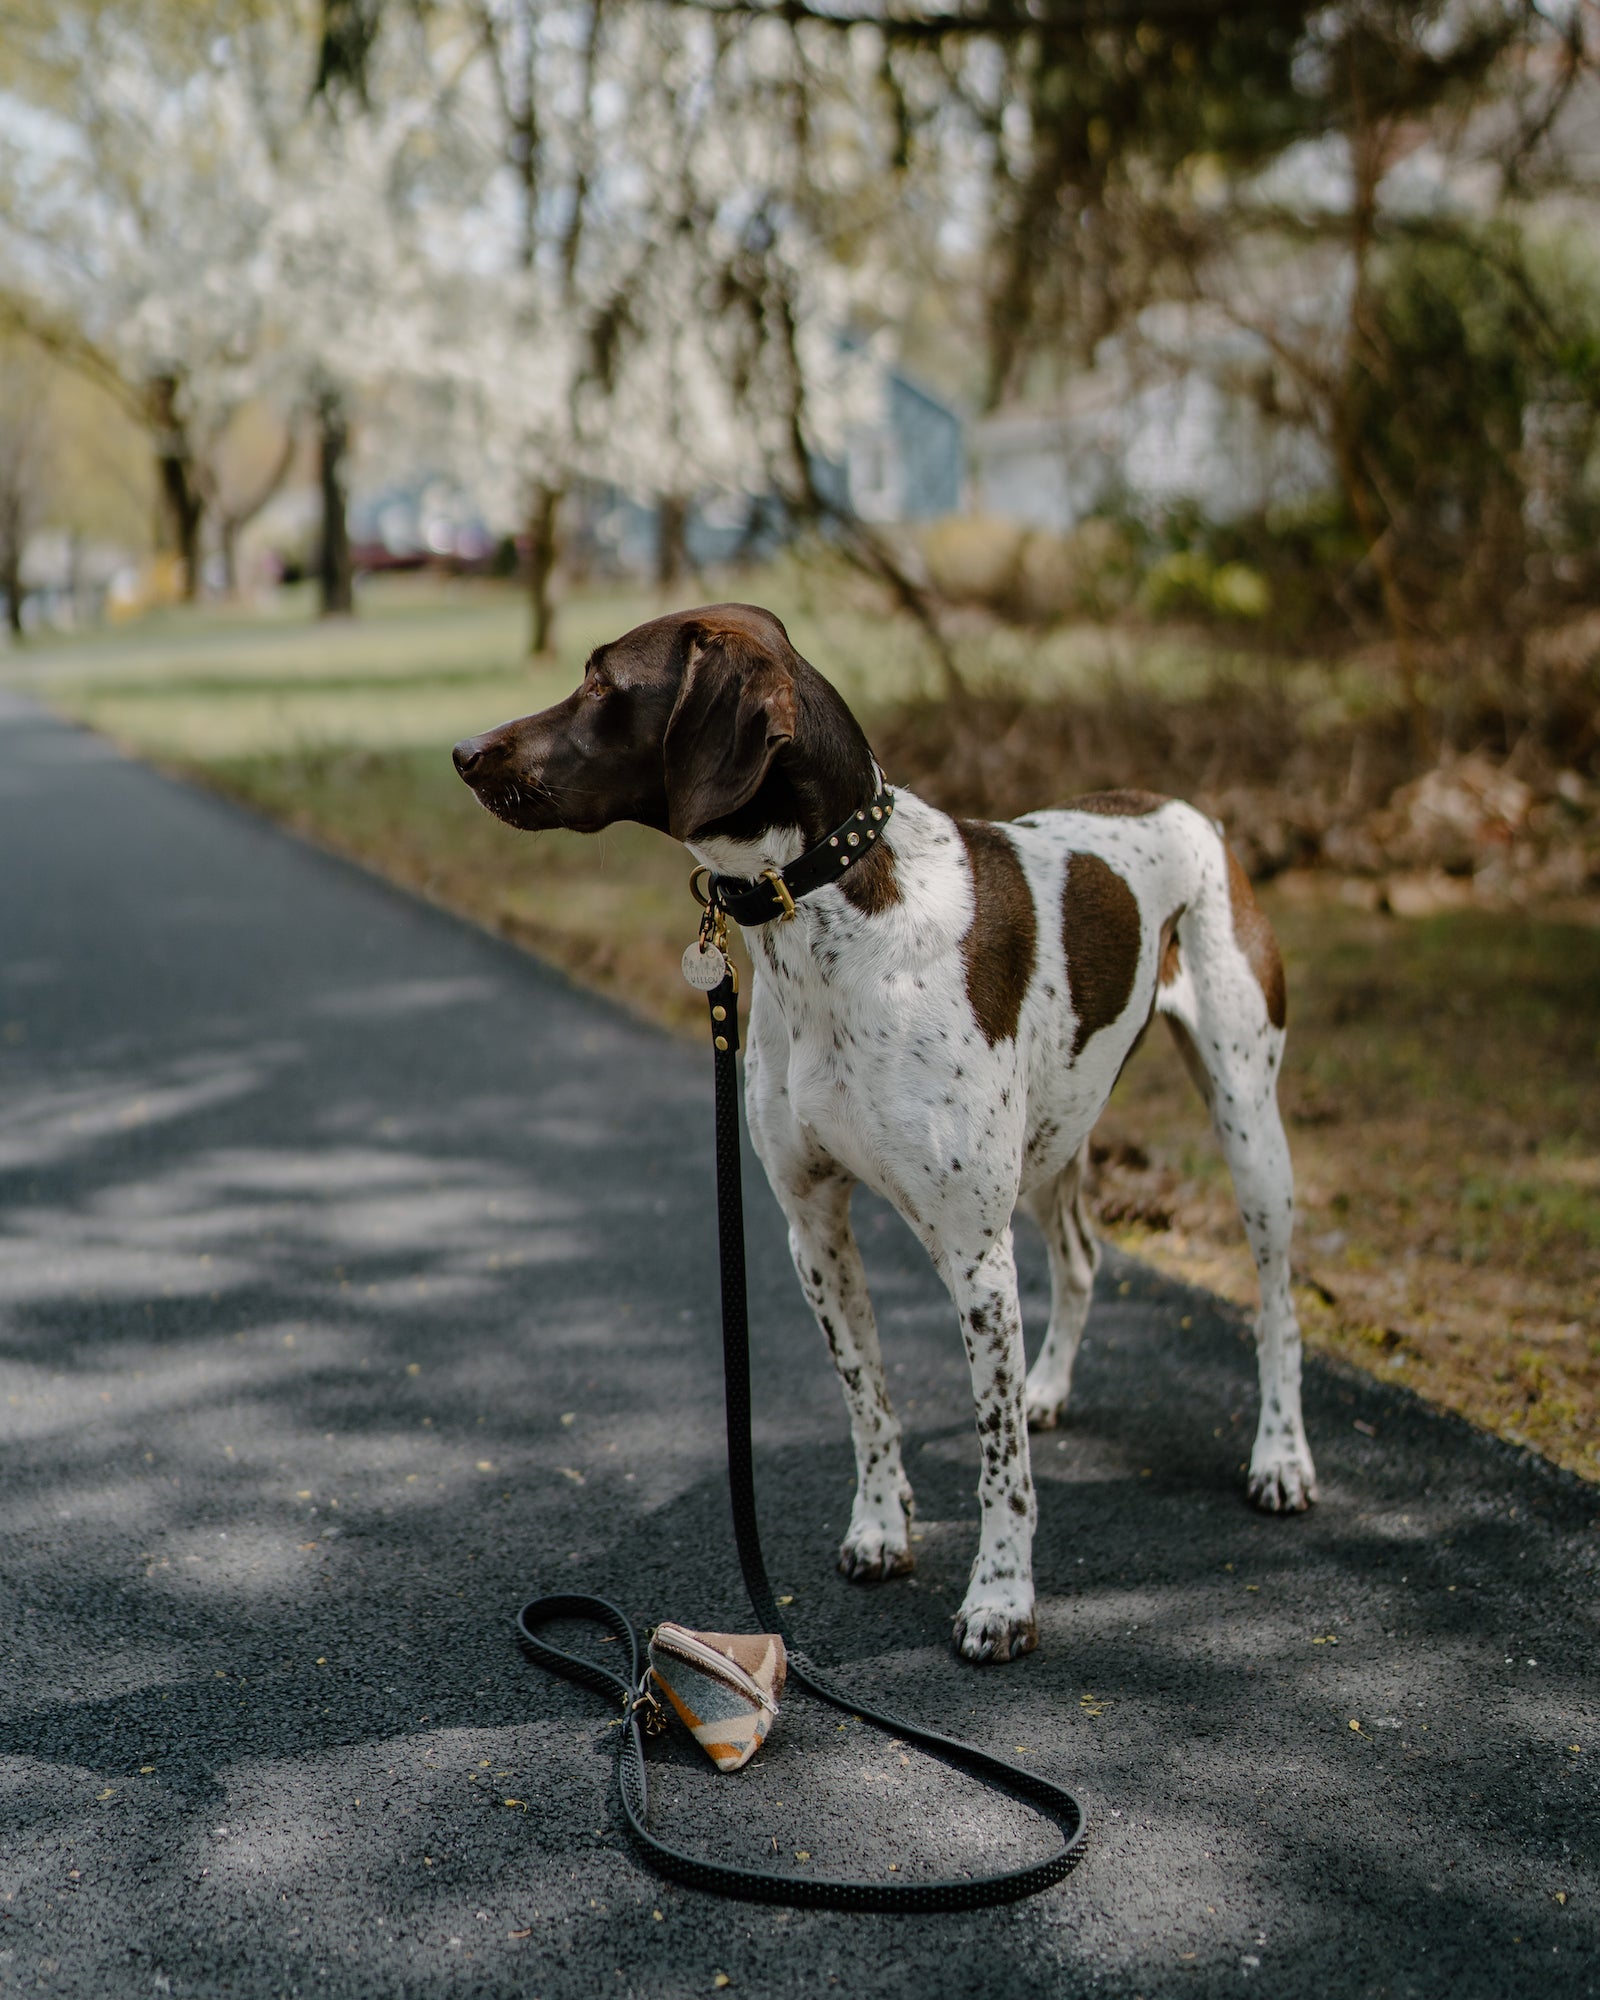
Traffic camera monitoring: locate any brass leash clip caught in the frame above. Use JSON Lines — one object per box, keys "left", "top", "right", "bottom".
{"left": 631, "top": 1670, "right": 668, "bottom": 1736}
{"left": 683, "top": 867, "right": 736, "bottom": 993}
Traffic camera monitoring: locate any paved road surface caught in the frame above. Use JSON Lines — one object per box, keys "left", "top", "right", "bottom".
{"left": 1, "top": 693, "right": 1595, "bottom": 1999}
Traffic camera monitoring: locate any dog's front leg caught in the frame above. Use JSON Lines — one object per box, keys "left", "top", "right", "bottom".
{"left": 785, "top": 1177, "right": 915, "bottom": 1581}
{"left": 946, "top": 1230, "right": 1038, "bottom": 1664}
{"left": 744, "top": 998, "right": 915, "bottom": 1581}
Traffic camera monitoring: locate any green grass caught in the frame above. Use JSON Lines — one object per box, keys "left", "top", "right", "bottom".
{"left": 10, "top": 563, "right": 1331, "bottom": 759}
{"left": 8, "top": 566, "right": 948, "bottom": 758}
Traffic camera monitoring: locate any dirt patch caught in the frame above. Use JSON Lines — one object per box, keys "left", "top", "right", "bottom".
{"left": 872, "top": 624, "right": 1600, "bottom": 909}
{"left": 1093, "top": 886, "right": 1600, "bottom": 1482}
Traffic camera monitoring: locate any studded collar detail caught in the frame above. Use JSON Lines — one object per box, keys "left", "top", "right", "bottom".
{"left": 710, "top": 781, "right": 896, "bottom": 927}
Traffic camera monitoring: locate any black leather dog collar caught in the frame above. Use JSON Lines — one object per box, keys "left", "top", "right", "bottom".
{"left": 711, "top": 783, "right": 895, "bottom": 927}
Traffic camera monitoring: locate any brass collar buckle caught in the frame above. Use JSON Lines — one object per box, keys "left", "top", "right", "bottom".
{"left": 759, "top": 868, "right": 798, "bottom": 922}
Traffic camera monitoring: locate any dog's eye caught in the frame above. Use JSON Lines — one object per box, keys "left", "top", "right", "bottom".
{"left": 585, "top": 678, "right": 609, "bottom": 701}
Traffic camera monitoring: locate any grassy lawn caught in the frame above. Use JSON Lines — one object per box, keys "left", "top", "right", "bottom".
{"left": 8, "top": 572, "right": 1597, "bottom": 1481}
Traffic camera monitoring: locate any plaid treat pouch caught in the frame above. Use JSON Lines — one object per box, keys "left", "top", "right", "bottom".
{"left": 646, "top": 1624, "right": 787, "bottom": 1772}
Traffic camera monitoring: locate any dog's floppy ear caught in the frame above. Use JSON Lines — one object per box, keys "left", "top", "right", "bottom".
{"left": 663, "top": 619, "right": 797, "bottom": 840}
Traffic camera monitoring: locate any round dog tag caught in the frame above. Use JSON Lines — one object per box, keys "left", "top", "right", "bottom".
{"left": 682, "top": 941, "right": 728, "bottom": 990}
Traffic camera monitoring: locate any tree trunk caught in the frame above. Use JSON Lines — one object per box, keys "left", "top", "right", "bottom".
{"left": 216, "top": 417, "right": 297, "bottom": 601}
{"left": 1331, "top": 41, "right": 1430, "bottom": 757}
{"left": 0, "top": 506, "right": 23, "bottom": 640}
{"left": 219, "top": 515, "right": 240, "bottom": 599}
{"left": 655, "top": 493, "right": 689, "bottom": 592}
{"left": 316, "top": 388, "right": 354, "bottom": 618}
{"left": 526, "top": 482, "right": 561, "bottom": 656}
{"left": 148, "top": 373, "right": 204, "bottom": 602}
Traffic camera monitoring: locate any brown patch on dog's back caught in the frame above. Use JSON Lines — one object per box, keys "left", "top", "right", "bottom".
{"left": 1064, "top": 789, "right": 1169, "bottom": 817}
{"left": 955, "top": 820, "right": 1037, "bottom": 1045}
{"left": 839, "top": 839, "right": 902, "bottom": 916}
{"left": 1225, "top": 846, "right": 1287, "bottom": 1029}
{"left": 1062, "top": 852, "right": 1142, "bottom": 1057}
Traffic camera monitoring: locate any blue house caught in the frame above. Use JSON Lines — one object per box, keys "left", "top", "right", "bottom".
{"left": 572, "top": 359, "right": 966, "bottom": 576}
{"left": 838, "top": 365, "right": 964, "bottom": 523}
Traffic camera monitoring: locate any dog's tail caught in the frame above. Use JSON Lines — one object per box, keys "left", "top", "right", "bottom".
{"left": 1153, "top": 810, "right": 1287, "bottom": 1111}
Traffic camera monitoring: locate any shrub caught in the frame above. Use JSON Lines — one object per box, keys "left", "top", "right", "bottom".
{"left": 916, "top": 513, "right": 1137, "bottom": 624}
{"left": 915, "top": 516, "right": 1027, "bottom": 607}
{"left": 1209, "top": 560, "right": 1271, "bottom": 621}
{"left": 1140, "top": 549, "right": 1216, "bottom": 619}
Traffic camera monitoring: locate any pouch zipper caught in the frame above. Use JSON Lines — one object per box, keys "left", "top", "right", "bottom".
{"left": 650, "top": 1624, "right": 776, "bottom": 1714}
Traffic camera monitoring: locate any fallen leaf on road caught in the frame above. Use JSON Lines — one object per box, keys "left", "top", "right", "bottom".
{"left": 508, "top": 1929, "right": 531, "bottom": 1940}
{"left": 794, "top": 1850, "right": 810, "bottom": 1861}
{"left": 558, "top": 1467, "right": 585, "bottom": 1484}
{"left": 714, "top": 1975, "right": 731, "bottom": 1989}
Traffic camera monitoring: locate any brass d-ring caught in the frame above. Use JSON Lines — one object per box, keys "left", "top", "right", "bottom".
{"left": 688, "top": 866, "right": 713, "bottom": 909}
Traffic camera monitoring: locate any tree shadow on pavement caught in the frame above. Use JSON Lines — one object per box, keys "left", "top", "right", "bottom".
{"left": 1, "top": 710, "right": 1595, "bottom": 1999}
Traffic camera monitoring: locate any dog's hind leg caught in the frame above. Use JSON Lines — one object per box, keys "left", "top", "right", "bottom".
{"left": 779, "top": 1171, "right": 916, "bottom": 1582}
{"left": 1020, "top": 1141, "right": 1100, "bottom": 1431}
{"left": 1159, "top": 840, "right": 1317, "bottom": 1513}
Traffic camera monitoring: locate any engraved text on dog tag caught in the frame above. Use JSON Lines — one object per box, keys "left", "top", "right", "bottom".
{"left": 682, "top": 941, "right": 728, "bottom": 990}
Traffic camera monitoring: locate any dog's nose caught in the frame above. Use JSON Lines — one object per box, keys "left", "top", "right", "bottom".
{"left": 452, "top": 736, "right": 488, "bottom": 781}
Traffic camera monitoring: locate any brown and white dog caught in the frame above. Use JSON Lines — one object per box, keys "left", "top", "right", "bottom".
{"left": 453, "top": 603, "right": 1316, "bottom": 1665}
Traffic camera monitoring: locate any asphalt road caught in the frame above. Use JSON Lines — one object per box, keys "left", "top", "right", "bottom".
{"left": 1, "top": 690, "right": 1596, "bottom": 2000}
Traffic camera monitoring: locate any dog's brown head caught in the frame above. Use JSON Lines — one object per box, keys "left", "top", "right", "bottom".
{"left": 451, "top": 603, "right": 876, "bottom": 846}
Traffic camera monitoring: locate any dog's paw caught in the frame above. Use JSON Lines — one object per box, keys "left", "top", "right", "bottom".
{"left": 1247, "top": 1450, "right": 1318, "bottom": 1513}
{"left": 1024, "top": 1378, "right": 1066, "bottom": 1431}
{"left": 837, "top": 1478, "right": 915, "bottom": 1583}
{"left": 951, "top": 1597, "right": 1038, "bottom": 1665}
{"left": 837, "top": 1525, "right": 915, "bottom": 1584}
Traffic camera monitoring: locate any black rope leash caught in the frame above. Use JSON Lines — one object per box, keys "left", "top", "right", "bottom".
{"left": 518, "top": 888, "right": 1088, "bottom": 1910}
